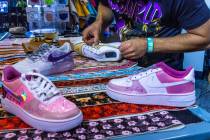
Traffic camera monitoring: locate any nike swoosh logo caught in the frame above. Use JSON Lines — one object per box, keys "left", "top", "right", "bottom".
{"left": 148, "top": 81, "right": 191, "bottom": 88}
{"left": 3, "top": 86, "right": 25, "bottom": 103}
{"left": 48, "top": 51, "right": 73, "bottom": 62}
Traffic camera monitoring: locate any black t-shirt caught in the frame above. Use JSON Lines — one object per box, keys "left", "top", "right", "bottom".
{"left": 100, "top": 0, "right": 210, "bottom": 68}
{"left": 101, "top": 0, "right": 210, "bottom": 38}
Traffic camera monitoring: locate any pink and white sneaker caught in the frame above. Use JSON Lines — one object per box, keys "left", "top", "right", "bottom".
{"left": 106, "top": 62, "right": 196, "bottom": 107}
{"left": 1, "top": 66, "right": 83, "bottom": 132}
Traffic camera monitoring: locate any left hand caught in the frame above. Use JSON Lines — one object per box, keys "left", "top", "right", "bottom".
{"left": 120, "top": 38, "right": 147, "bottom": 60}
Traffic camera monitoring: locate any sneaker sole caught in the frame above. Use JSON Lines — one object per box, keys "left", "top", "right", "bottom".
{"left": 1, "top": 98, "right": 83, "bottom": 132}
{"left": 106, "top": 86, "right": 195, "bottom": 107}
{"left": 42, "top": 61, "right": 74, "bottom": 75}
{"left": 13, "top": 59, "right": 74, "bottom": 76}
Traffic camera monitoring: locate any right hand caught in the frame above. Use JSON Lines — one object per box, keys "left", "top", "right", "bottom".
{"left": 82, "top": 21, "right": 102, "bottom": 45}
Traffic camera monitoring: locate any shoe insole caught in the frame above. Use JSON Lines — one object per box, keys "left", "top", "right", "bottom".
{"left": 105, "top": 52, "right": 117, "bottom": 58}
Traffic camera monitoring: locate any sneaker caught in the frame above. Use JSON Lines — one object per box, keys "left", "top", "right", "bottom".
{"left": 14, "top": 42, "right": 74, "bottom": 76}
{"left": 73, "top": 41, "right": 122, "bottom": 62}
{"left": 106, "top": 62, "right": 196, "bottom": 107}
{"left": 1, "top": 66, "right": 83, "bottom": 132}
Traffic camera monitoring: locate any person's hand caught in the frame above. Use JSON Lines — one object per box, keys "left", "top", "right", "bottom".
{"left": 82, "top": 21, "right": 102, "bottom": 45}
{"left": 120, "top": 38, "right": 147, "bottom": 60}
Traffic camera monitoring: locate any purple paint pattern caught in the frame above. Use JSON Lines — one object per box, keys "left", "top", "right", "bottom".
{"left": 108, "top": 0, "right": 162, "bottom": 29}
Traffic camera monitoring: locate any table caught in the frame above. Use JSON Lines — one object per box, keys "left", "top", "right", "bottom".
{"left": 0, "top": 38, "right": 210, "bottom": 140}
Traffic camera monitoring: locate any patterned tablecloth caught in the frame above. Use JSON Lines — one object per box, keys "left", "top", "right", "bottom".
{"left": 0, "top": 38, "right": 203, "bottom": 140}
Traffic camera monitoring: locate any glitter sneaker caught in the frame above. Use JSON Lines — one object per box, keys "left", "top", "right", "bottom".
{"left": 106, "top": 62, "right": 196, "bottom": 107}
{"left": 1, "top": 66, "right": 83, "bottom": 132}
{"left": 13, "top": 42, "right": 74, "bottom": 76}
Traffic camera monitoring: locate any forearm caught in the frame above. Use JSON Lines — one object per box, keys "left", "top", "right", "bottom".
{"left": 154, "top": 20, "right": 210, "bottom": 53}
{"left": 96, "top": 3, "right": 114, "bottom": 30}
{"left": 154, "top": 33, "right": 210, "bottom": 53}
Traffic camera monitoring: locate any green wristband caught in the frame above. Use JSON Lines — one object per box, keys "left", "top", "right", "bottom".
{"left": 147, "top": 37, "right": 154, "bottom": 53}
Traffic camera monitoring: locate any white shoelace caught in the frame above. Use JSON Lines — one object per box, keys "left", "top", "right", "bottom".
{"left": 21, "top": 72, "right": 60, "bottom": 102}
{"left": 130, "top": 68, "right": 161, "bottom": 80}
{"left": 28, "top": 44, "right": 53, "bottom": 61}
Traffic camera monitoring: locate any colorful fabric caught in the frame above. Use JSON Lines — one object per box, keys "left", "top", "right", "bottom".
{"left": 66, "top": 92, "right": 118, "bottom": 107}
{"left": 81, "top": 104, "right": 178, "bottom": 120}
{"left": 74, "top": 0, "right": 89, "bottom": 18}
{"left": 48, "top": 66, "right": 141, "bottom": 81}
{"left": 0, "top": 38, "right": 191, "bottom": 138}
{"left": 0, "top": 111, "right": 183, "bottom": 139}
{"left": 52, "top": 76, "right": 124, "bottom": 88}
{"left": 60, "top": 84, "right": 106, "bottom": 95}
{"left": 87, "top": 1, "right": 97, "bottom": 16}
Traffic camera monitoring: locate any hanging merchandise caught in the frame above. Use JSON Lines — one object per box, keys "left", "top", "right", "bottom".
{"left": 28, "top": 0, "right": 41, "bottom": 5}
{"left": 26, "top": 7, "right": 41, "bottom": 31}
{"left": 74, "top": 0, "right": 89, "bottom": 17}
{"left": 86, "top": 1, "right": 97, "bottom": 16}
{"left": 44, "top": 7, "right": 55, "bottom": 23}
{"left": 26, "top": 0, "right": 70, "bottom": 35}
{"left": 64, "top": 0, "right": 80, "bottom": 34}
{"left": 44, "top": 0, "right": 55, "bottom": 5}
{"left": 57, "top": 0, "right": 67, "bottom": 5}
{"left": 26, "top": 7, "right": 40, "bottom": 21}
{"left": 89, "top": 0, "right": 97, "bottom": 8}
{"left": 74, "top": 0, "right": 89, "bottom": 29}
{"left": 0, "top": 0, "right": 8, "bottom": 13}
{"left": 57, "top": 7, "right": 69, "bottom": 22}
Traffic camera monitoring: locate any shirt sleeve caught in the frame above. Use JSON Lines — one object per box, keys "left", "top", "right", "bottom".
{"left": 175, "top": 0, "right": 210, "bottom": 30}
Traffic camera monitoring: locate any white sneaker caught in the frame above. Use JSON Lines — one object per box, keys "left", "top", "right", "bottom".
{"left": 73, "top": 41, "right": 122, "bottom": 62}
{"left": 13, "top": 42, "right": 74, "bottom": 76}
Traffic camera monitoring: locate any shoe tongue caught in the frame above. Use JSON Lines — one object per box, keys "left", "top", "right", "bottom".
{"left": 23, "top": 72, "right": 39, "bottom": 81}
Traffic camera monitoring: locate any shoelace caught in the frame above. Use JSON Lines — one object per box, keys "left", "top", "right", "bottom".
{"left": 22, "top": 72, "right": 60, "bottom": 102}
{"left": 28, "top": 44, "right": 53, "bottom": 61}
{"left": 129, "top": 67, "right": 160, "bottom": 80}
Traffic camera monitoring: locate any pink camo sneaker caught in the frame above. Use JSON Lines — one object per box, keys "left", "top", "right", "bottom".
{"left": 1, "top": 66, "right": 83, "bottom": 132}
{"left": 106, "top": 62, "right": 196, "bottom": 107}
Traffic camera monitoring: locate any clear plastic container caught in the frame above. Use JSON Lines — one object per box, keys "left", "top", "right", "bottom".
{"left": 26, "top": 0, "right": 69, "bottom": 35}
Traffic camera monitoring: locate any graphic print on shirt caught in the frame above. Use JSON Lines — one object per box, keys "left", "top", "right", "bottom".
{"left": 108, "top": 0, "right": 163, "bottom": 40}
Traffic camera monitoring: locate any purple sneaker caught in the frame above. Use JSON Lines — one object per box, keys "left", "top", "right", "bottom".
{"left": 14, "top": 42, "right": 74, "bottom": 76}
{"left": 106, "top": 62, "right": 196, "bottom": 107}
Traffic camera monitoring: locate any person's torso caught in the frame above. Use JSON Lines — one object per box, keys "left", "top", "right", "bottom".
{"left": 108, "top": 0, "right": 183, "bottom": 40}
{"left": 107, "top": 0, "right": 184, "bottom": 68}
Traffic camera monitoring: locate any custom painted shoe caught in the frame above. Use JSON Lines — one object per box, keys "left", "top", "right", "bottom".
{"left": 1, "top": 66, "right": 83, "bottom": 132}
{"left": 106, "top": 62, "right": 196, "bottom": 107}
{"left": 14, "top": 42, "right": 74, "bottom": 76}
{"left": 73, "top": 41, "right": 122, "bottom": 62}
